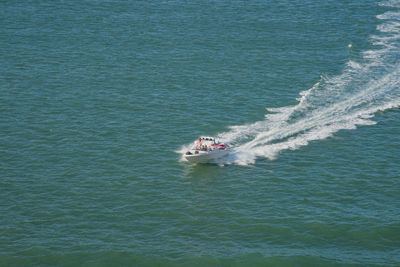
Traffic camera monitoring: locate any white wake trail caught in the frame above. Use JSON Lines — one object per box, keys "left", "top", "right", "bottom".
{"left": 214, "top": 1, "right": 400, "bottom": 165}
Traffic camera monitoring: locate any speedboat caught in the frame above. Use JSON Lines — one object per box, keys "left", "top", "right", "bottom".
{"left": 185, "top": 136, "right": 230, "bottom": 163}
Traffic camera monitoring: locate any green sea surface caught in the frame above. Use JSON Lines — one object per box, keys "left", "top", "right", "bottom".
{"left": 1, "top": 0, "right": 400, "bottom": 266}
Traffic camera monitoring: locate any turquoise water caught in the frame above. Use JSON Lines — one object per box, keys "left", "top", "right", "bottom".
{"left": 1, "top": 0, "right": 400, "bottom": 266}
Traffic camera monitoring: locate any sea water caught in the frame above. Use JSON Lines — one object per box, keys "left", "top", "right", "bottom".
{"left": 1, "top": 0, "right": 399, "bottom": 266}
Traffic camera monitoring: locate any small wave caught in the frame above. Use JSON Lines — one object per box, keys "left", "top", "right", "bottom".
{"left": 377, "top": 11, "right": 400, "bottom": 21}
{"left": 379, "top": 0, "right": 400, "bottom": 8}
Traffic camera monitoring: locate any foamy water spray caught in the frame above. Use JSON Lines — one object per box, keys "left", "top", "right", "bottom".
{"left": 180, "top": 0, "right": 400, "bottom": 165}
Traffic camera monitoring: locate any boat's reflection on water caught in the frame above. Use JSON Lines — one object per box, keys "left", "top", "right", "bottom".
{"left": 181, "top": 160, "right": 226, "bottom": 181}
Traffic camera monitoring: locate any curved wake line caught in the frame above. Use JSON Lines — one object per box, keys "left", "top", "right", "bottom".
{"left": 179, "top": 0, "right": 400, "bottom": 165}
{"left": 220, "top": 69, "right": 400, "bottom": 165}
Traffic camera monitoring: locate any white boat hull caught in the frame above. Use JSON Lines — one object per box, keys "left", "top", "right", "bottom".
{"left": 185, "top": 149, "right": 229, "bottom": 163}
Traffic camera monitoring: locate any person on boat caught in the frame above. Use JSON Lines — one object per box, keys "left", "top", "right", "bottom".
{"left": 196, "top": 138, "right": 202, "bottom": 149}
